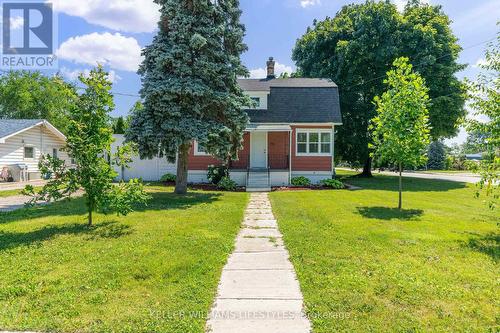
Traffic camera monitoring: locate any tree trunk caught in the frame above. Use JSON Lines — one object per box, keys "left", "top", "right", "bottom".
{"left": 87, "top": 195, "right": 93, "bottom": 227}
{"left": 175, "top": 143, "right": 190, "bottom": 195}
{"left": 398, "top": 163, "right": 403, "bottom": 210}
{"left": 88, "top": 209, "right": 93, "bottom": 227}
{"left": 361, "top": 157, "right": 373, "bottom": 177}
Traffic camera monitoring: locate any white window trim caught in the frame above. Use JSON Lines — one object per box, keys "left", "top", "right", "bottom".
{"left": 250, "top": 97, "right": 261, "bottom": 108}
{"left": 23, "top": 146, "right": 35, "bottom": 160}
{"left": 193, "top": 141, "right": 210, "bottom": 156}
{"left": 296, "top": 129, "right": 332, "bottom": 157}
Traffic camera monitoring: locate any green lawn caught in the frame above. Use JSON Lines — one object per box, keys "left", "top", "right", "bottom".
{"left": 0, "top": 187, "right": 44, "bottom": 198}
{"left": 0, "top": 186, "right": 248, "bottom": 333}
{"left": 0, "top": 189, "right": 23, "bottom": 198}
{"left": 270, "top": 175, "right": 498, "bottom": 332}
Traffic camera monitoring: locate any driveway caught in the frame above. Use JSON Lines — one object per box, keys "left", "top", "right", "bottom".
{"left": 0, "top": 194, "right": 30, "bottom": 212}
{"left": 379, "top": 171, "right": 480, "bottom": 184}
{"left": 0, "top": 191, "right": 84, "bottom": 212}
{"left": 0, "top": 180, "right": 47, "bottom": 191}
{"left": 338, "top": 168, "right": 481, "bottom": 184}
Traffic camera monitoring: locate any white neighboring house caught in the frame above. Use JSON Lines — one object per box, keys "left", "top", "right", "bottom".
{"left": 111, "top": 135, "right": 176, "bottom": 181}
{"left": 0, "top": 119, "right": 69, "bottom": 182}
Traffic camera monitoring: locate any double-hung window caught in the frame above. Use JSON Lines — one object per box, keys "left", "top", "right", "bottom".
{"left": 250, "top": 97, "right": 261, "bottom": 108}
{"left": 194, "top": 141, "right": 209, "bottom": 156}
{"left": 296, "top": 130, "right": 332, "bottom": 156}
{"left": 24, "top": 147, "right": 34, "bottom": 159}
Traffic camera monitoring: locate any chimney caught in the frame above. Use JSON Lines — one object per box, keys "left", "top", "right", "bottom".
{"left": 266, "top": 57, "right": 276, "bottom": 79}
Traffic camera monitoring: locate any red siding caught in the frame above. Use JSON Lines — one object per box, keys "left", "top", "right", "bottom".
{"left": 291, "top": 126, "right": 332, "bottom": 172}
{"left": 188, "top": 133, "right": 250, "bottom": 170}
{"left": 231, "top": 132, "right": 250, "bottom": 169}
{"left": 188, "top": 127, "right": 333, "bottom": 172}
{"left": 188, "top": 147, "right": 220, "bottom": 170}
{"left": 268, "top": 132, "right": 290, "bottom": 169}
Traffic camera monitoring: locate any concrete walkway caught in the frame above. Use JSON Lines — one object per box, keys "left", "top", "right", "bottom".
{"left": 207, "top": 193, "right": 311, "bottom": 333}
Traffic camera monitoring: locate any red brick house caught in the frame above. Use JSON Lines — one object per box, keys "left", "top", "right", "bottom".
{"left": 112, "top": 58, "right": 342, "bottom": 191}
{"left": 187, "top": 58, "right": 342, "bottom": 191}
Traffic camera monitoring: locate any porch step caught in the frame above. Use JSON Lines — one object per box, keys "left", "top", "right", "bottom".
{"left": 246, "top": 187, "right": 272, "bottom": 192}
{"left": 247, "top": 171, "right": 270, "bottom": 192}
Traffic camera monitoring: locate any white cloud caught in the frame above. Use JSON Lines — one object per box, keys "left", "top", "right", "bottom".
{"left": 60, "top": 67, "right": 122, "bottom": 83}
{"left": 57, "top": 32, "right": 143, "bottom": 72}
{"left": 300, "top": 0, "right": 321, "bottom": 8}
{"left": 249, "top": 62, "right": 295, "bottom": 79}
{"left": 393, "top": 0, "right": 430, "bottom": 12}
{"left": 10, "top": 16, "right": 24, "bottom": 30}
{"left": 473, "top": 58, "right": 488, "bottom": 68}
{"left": 49, "top": 0, "right": 160, "bottom": 33}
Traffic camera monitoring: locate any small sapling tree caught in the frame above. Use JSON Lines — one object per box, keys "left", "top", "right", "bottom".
{"left": 371, "top": 57, "right": 431, "bottom": 209}
{"left": 24, "top": 66, "right": 150, "bottom": 226}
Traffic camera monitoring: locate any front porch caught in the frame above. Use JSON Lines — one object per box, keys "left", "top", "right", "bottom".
{"left": 230, "top": 125, "right": 292, "bottom": 191}
{"left": 188, "top": 124, "right": 336, "bottom": 190}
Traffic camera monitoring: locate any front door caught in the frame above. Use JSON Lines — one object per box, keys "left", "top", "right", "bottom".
{"left": 250, "top": 132, "right": 267, "bottom": 169}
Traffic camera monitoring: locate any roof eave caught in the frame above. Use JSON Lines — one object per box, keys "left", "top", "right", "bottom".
{"left": 43, "top": 120, "right": 67, "bottom": 141}
{"left": 0, "top": 120, "right": 66, "bottom": 143}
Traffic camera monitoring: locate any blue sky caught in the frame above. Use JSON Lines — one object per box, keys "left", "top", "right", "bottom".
{"left": 8, "top": 0, "right": 500, "bottom": 143}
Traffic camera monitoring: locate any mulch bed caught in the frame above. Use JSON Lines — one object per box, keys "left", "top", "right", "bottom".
{"left": 272, "top": 184, "right": 360, "bottom": 191}
{"left": 272, "top": 185, "right": 329, "bottom": 191}
{"left": 188, "top": 183, "right": 247, "bottom": 192}
{"left": 159, "top": 182, "right": 358, "bottom": 192}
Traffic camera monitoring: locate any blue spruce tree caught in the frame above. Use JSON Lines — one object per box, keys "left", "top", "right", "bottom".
{"left": 127, "top": 0, "right": 250, "bottom": 194}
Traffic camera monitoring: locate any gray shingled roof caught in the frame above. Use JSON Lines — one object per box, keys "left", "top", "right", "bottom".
{"left": 245, "top": 87, "right": 342, "bottom": 124}
{"left": 238, "top": 78, "right": 337, "bottom": 91}
{"left": 0, "top": 119, "right": 44, "bottom": 139}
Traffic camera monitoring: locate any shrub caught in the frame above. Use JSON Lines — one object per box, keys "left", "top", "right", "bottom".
{"left": 291, "top": 176, "right": 311, "bottom": 186}
{"left": 217, "top": 176, "right": 237, "bottom": 191}
{"left": 445, "top": 155, "right": 453, "bottom": 170}
{"left": 160, "top": 173, "right": 176, "bottom": 183}
{"left": 321, "top": 179, "right": 345, "bottom": 189}
{"left": 451, "top": 154, "right": 468, "bottom": 170}
{"left": 207, "top": 165, "right": 228, "bottom": 184}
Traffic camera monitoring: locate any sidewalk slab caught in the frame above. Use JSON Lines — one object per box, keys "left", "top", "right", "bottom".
{"left": 240, "top": 228, "right": 282, "bottom": 238}
{"left": 225, "top": 252, "right": 293, "bottom": 270}
{"left": 244, "top": 219, "right": 278, "bottom": 228}
{"left": 208, "top": 299, "right": 310, "bottom": 333}
{"left": 245, "top": 213, "right": 276, "bottom": 220}
{"left": 233, "top": 237, "right": 284, "bottom": 253}
{"left": 217, "top": 269, "right": 303, "bottom": 299}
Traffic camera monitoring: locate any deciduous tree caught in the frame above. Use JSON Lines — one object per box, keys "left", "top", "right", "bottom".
{"left": 0, "top": 71, "right": 77, "bottom": 133}
{"left": 371, "top": 58, "right": 431, "bottom": 209}
{"left": 293, "top": 0, "right": 464, "bottom": 176}
{"left": 466, "top": 32, "right": 499, "bottom": 209}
